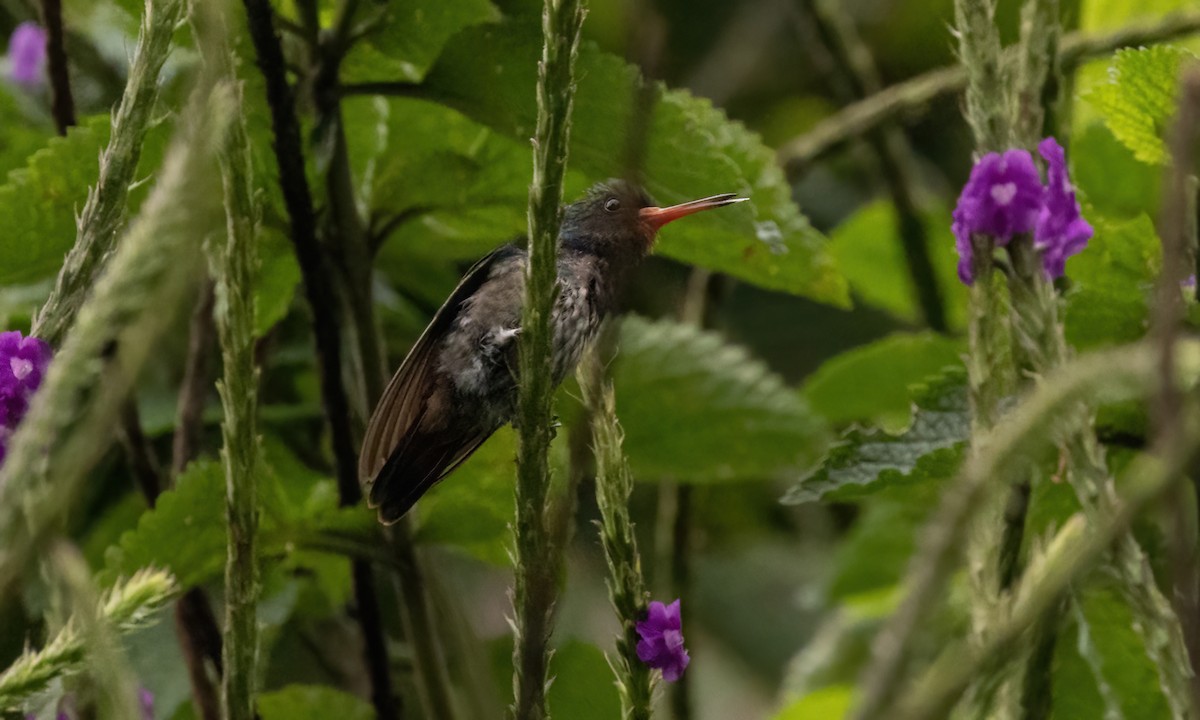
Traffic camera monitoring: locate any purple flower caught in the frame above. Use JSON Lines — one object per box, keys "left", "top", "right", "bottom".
{"left": 635, "top": 599, "right": 689, "bottom": 682}
{"left": 1034, "top": 137, "right": 1093, "bottom": 279}
{"left": 140, "top": 688, "right": 154, "bottom": 720}
{"left": 952, "top": 137, "right": 1094, "bottom": 284}
{"left": 951, "top": 148, "right": 1044, "bottom": 284}
{"left": 0, "top": 331, "right": 52, "bottom": 465}
{"left": 6, "top": 22, "right": 46, "bottom": 88}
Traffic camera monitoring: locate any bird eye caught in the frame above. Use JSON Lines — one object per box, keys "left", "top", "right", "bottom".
{"left": 604, "top": 198, "right": 620, "bottom": 212}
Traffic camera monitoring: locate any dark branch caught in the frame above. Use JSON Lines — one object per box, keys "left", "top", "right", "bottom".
{"left": 778, "top": 9, "right": 1200, "bottom": 168}
{"left": 38, "top": 0, "right": 75, "bottom": 135}
{"left": 236, "top": 3, "right": 397, "bottom": 718}
{"left": 792, "top": 0, "right": 946, "bottom": 332}
{"left": 172, "top": 281, "right": 217, "bottom": 477}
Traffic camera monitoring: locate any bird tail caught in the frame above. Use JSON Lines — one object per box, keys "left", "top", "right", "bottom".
{"left": 370, "top": 427, "right": 491, "bottom": 524}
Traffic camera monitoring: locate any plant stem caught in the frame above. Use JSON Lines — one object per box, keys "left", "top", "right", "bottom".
{"left": 0, "top": 566, "right": 176, "bottom": 713}
{"left": 172, "top": 281, "right": 217, "bottom": 477}
{"left": 1156, "top": 66, "right": 1200, "bottom": 710}
{"left": 303, "top": 1, "right": 454, "bottom": 714}
{"left": 895, "top": 403, "right": 1200, "bottom": 720}
{"left": 193, "top": 3, "right": 263, "bottom": 718}
{"left": 794, "top": 0, "right": 946, "bottom": 332}
{"left": 999, "top": 5, "right": 1198, "bottom": 711}
{"left": 0, "top": 83, "right": 229, "bottom": 599}
{"left": 38, "top": 0, "right": 74, "bottom": 135}
{"left": 235, "top": 2, "right": 401, "bottom": 718}
{"left": 950, "top": 5, "right": 1019, "bottom": 713}
{"left": 777, "top": 9, "right": 1200, "bottom": 169}
{"left": 850, "top": 341, "right": 1191, "bottom": 720}
{"left": 511, "top": 0, "right": 586, "bottom": 717}
{"left": 578, "top": 344, "right": 654, "bottom": 720}
{"left": 33, "top": 0, "right": 185, "bottom": 347}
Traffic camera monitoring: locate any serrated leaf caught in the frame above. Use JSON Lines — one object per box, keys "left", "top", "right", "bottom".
{"left": 258, "top": 685, "right": 374, "bottom": 720}
{"left": 607, "top": 315, "right": 828, "bottom": 482}
{"left": 1086, "top": 46, "right": 1195, "bottom": 165}
{"left": 0, "top": 116, "right": 109, "bottom": 285}
{"left": 784, "top": 370, "right": 968, "bottom": 504}
{"left": 420, "top": 18, "right": 846, "bottom": 303}
{"left": 342, "top": 0, "right": 500, "bottom": 83}
{"left": 1064, "top": 214, "right": 1159, "bottom": 350}
{"left": 828, "top": 199, "right": 967, "bottom": 328}
{"left": 103, "top": 461, "right": 226, "bottom": 588}
{"left": 803, "top": 332, "right": 964, "bottom": 428}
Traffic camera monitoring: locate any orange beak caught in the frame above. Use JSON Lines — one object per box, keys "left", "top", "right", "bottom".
{"left": 638, "top": 193, "right": 747, "bottom": 233}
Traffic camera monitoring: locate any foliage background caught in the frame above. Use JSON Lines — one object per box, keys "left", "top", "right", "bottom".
{"left": 0, "top": 0, "right": 1195, "bottom": 718}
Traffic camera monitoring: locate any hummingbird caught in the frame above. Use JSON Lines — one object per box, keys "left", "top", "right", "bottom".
{"left": 358, "top": 179, "right": 746, "bottom": 523}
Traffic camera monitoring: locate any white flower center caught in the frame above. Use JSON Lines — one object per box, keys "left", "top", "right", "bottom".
{"left": 10, "top": 357, "right": 32, "bottom": 381}
{"left": 990, "top": 182, "right": 1018, "bottom": 206}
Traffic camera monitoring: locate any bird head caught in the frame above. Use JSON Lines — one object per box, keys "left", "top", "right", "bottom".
{"left": 560, "top": 179, "right": 746, "bottom": 260}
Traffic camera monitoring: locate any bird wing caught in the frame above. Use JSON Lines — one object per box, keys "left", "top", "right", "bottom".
{"left": 358, "top": 245, "right": 522, "bottom": 502}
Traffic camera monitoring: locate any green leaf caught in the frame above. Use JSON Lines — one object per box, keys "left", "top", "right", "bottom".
{"left": 1080, "top": 0, "right": 1192, "bottom": 31}
{"left": 0, "top": 117, "right": 108, "bottom": 285}
{"left": 1050, "top": 616, "right": 1108, "bottom": 720}
{"left": 547, "top": 641, "right": 623, "bottom": 720}
{"left": 487, "top": 637, "right": 622, "bottom": 720}
{"left": 421, "top": 18, "right": 847, "bottom": 304}
{"left": 1086, "top": 46, "right": 1195, "bottom": 165}
{"left": 1071, "top": 122, "right": 1160, "bottom": 220}
{"left": 783, "top": 369, "right": 968, "bottom": 504}
{"left": 253, "top": 228, "right": 301, "bottom": 336}
{"left": 828, "top": 199, "right": 967, "bottom": 328}
{"left": 607, "top": 315, "right": 828, "bottom": 482}
{"left": 774, "top": 686, "right": 854, "bottom": 720}
{"left": 0, "top": 89, "right": 54, "bottom": 180}
{"left": 803, "top": 332, "right": 964, "bottom": 428}
{"left": 342, "top": 0, "right": 500, "bottom": 83}
{"left": 826, "top": 482, "right": 944, "bottom": 600}
{"left": 354, "top": 96, "right": 532, "bottom": 262}
{"left": 1064, "top": 214, "right": 1159, "bottom": 350}
{"left": 103, "top": 461, "right": 226, "bottom": 588}
{"left": 258, "top": 685, "right": 374, "bottom": 720}
{"left": 1062, "top": 581, "right": 1172, "bottom": 719}
{"left": 415, "top": 427, "right": 516, "bottom": 565}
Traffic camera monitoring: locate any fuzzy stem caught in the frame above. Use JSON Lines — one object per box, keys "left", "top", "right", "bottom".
{"left": 0, "top": 568, "right": 177, "bottom": 712}
{"left": 951, "top": 4, "right": 1019, "bottom": 712}
{"left": 1156, "top": 66, "right": 1200, "bottom": 711}
{"left": 51, "top": 544, "right": 143, "bottom": 720}
{"left": 510, "top": 0, "right": 586, "bottom": 718}
{"left": 33, "top": 0, "right": 185, "bottom": 347}
{"left": 851, "top": 341, "right": 1199, "bottom": 720}
{"left": 192, "top": 4, "right": 263, "bottom": 719}
{"left": 578, "top": 343, "right": 654, "bottom": 720}
{"left": 0, "top": 86, "right": 229, "bottom": 598}
{"left": 999, "top": 6, "right": 1198, "bottom": 710}
{"left": 1013, "top": 0, "right": 1060, "bottom": 149}
{"left": 234, "top": 4, "right": 406, "bottom": 718}
{"left": 778, "top": 9, "right": 1200, "bottom": 169}
{"left": 895, "top": 403, "right": 1200, "bottom": 720}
